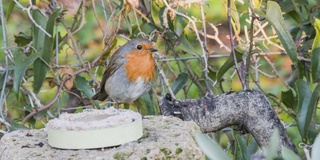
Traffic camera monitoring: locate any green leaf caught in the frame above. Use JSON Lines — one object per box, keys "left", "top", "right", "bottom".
{"left": 9, "top": 120, "right": 29, "bottom": 131}
{"left": 288, "top": 11, "right": 302, "bottom": 25}
{"left": 253, "top": 8, "right": 265, "bottom": 18}
{"left": 195, "top": 132, "right": 231, "bottom": 160}
{"left": 33, "top": 8, "right": 63, "bottom": 93}
{"left": 252, "top": 0, "right": 262, "bottom": 8}
{"left": 32, "top": 9, "right": 48, "bottom": 94}
{"left": 208, "top": 68, "right": 217, "bottom": 81}
{"left": 265, "top": 1, "right": 298, "bottom": 63}
{"left": 263, "top": 128, "right": 280, "bottom": 160}
{"left": 282, "top": 146, "right": 300, "bottom": 160}
{"left": 171, "top": 72, "right": 189, "bottom": 95}
{"left": 216, "top": 46, "right": 243, "bottom": 81}
{"left": 295, "top": 79, "right": 312, "bottom": 139}
{"left": 281, "top": 89, "right": 296, "bottom": 111}
{"left": 6, "top": 1, "right": 16, "bottom": 21}
{"left": 311, "top": 18, "right": 320, "bottom": 82}
{"left": 32, "top": 9, "right": 47, "bottom": 52}
{"left": 230, "top": 0, "right": 240, "bottom": 32}
{"left": 74, "top": 75, "right": 100, "bottom": 109}
{"left": 247, "top": 138, "right": 259, "bottom": 156}
{"left": 287, "top": 67, "right": 299, "bottom": 87}
{"left": 256, "top": 40, "right": 269, "bottom": 53}
{"left": 123, "top": 14, "right": 132, "bottom": 35}
{"left": 276, "top": 0, "right": 296, "bottom": 13}
{"left": 235, "top": 135, "right": 249, "bottom": 160}
{"left": 151, "top": 1, "right": 163, "bottom": 29}
{"left": 174, "top": 16, "right": 188, "bottom": 36}
{"left": 14, "top": 32, "right": 32, "bottom": 47}
{"left": 305, "top": 84, "right": 320, "bottom": 135}
{"left": 139, "top": 92, "right": 159, "bottom": 115}
{"left": 13, "top": 53, "right": 39, "bottom": 94}
{"left": 101, "top": 39, "right": 117, "bottom": 61}
{"left": 176, "top": 34, "right": 198, "bottom": 55}
{"left": 312, "top": 133, "right": 320, "bottom": 160}
{"left": 135, "top": 97, "right": 147, "bottom": 114}
{"left": 42, "top": 8, "right": 63, "bottom": 63}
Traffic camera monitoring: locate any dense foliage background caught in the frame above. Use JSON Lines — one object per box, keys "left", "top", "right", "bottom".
{"left": 1, "top": 0, "right": 320, "bottom": 159}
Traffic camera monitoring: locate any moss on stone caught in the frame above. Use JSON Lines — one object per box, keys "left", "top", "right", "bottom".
{"left": 175, "top": 148, "right": 183, "bottom": 155}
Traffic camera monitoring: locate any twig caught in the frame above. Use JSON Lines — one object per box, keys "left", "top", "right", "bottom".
{"left": 154, "top": 60, "right": 176, "bottom": 99}
{"left": 55, "top": 24, "right": 61, "bottom": 115}
{"left": 100, "top": 0, "right": 109, "bottom": 23}
{"left": 245, "top": 9, "right": 256, "bottom": 88}
{"left": 263, "top": 56, "right": 289, "bottom": 89}
{"left": 92, "top": 0, "right": 104, "bottom": 35}
{"left": 251, "top": 66, "right": 276, "bottom": 78}
{"left": 227, "top": 0, "right": 246, "bottom": 90}
{"left": 71, "top": 0, "right": 87, "bottom": 34}
{"left": 200, "top": 1, "right": 207, "bottom": 51}
{"left": 181, "top": 60, "right": 207, "bottom": 95}
{"left": 133, "top": 9, "right": 144, "bottom": 37}
{"left": 0, "top": 0, "right": 11, "bottom": 131}
{"left": 61, "top": 20, "right": 84, "bottom": 65}
{"left": 132, "top": 7, "right": 150, "bottom": 23}
{"left": 22, "top": 72, "right": 75, "bottom": 125}
{"left": 256, "top": 21, "right": 285, "bottom": 51}
{"left": 208, "top": 23, "right": 231, "bottom": 52}
{"left": 13, "top": 0, "right": 52, "bottom": 37}
{"left": 157, "top": 54, "right": 229, "bottom": 62}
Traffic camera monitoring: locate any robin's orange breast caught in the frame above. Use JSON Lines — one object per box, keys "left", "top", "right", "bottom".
{"left": 124, "top": 50, "right": 155, "bottom": 83}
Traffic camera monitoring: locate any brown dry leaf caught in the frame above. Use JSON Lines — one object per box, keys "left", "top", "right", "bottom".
{"left": 57, "top": 0, "right": 82, "bottom": 15}
{"left": 127, "top": 0, "right": 139, "bottom": 8}
{"left": 59, "top": 67, "right": 74, "bottom": 90}
{"left": 64, "top": 87, "right": 82, "bottom": 113}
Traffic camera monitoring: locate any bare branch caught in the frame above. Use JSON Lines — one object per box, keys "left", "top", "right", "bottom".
{"left": 159, "top": 90, "right": 299, "bottom": 155}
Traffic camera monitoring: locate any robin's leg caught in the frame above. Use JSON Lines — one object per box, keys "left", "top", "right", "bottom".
{"left": 115, "top": 101, "right": 119, "bottom": 109}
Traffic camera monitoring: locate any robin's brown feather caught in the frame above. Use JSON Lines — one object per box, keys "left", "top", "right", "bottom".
{"left": 124, "top": 50, "right": 155, "bottom": 82}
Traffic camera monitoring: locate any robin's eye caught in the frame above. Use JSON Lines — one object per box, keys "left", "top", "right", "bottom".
{"left": 137, "top": 45, "right": 142, "bottom": 50}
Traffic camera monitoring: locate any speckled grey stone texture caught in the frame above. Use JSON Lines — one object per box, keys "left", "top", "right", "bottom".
{"left": 0, "top": 116, "right": 204, "bottom": 160}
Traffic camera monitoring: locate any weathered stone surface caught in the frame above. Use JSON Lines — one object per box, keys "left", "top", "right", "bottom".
{"left": 0, "top": 116, "right": 204, "bottom": 160}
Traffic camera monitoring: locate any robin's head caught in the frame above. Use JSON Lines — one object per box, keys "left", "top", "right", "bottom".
{"left": 121, "top": 38, "right": 158, "bottom": 55}
{"left": 121, "top": 38, "right": 157, "bottom": 82}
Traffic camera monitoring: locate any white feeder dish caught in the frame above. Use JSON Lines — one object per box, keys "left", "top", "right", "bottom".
{"left": 46, "top": 108, "right": 143, "bottom": 149}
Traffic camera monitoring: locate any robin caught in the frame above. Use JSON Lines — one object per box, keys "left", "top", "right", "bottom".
{"left": 92, "top": 38, "right": 158, "bottom": 107}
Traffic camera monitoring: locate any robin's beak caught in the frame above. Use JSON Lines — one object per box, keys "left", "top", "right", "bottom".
{"left": 150, "top": 48, "right": 158, "bottom": 52}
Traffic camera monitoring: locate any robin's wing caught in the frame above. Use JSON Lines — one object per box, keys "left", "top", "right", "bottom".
{"left": 92, "top": 53, "right": 125, "bottom": 101}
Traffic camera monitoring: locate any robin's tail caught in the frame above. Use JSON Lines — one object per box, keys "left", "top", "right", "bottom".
{"left": 92, "top": 92, "right": 108, "bottom": 101}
